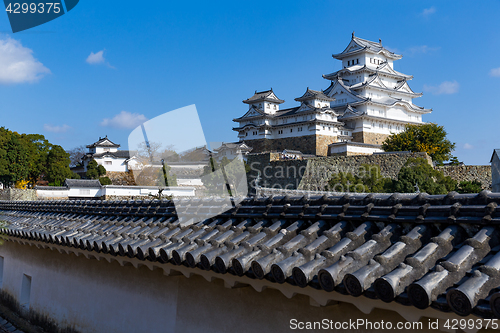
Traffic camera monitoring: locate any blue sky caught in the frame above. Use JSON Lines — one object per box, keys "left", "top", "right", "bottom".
{"left": 0, "top": 1, "right": 499, "bottom": 165}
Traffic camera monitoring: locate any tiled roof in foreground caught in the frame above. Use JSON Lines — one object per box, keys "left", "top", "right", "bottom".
{"left": 2, "top": 192, "right": 500, "bottom": 319}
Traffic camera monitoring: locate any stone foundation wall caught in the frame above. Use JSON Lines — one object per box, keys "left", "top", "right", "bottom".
{"left": 436, "top": 165, "right": 492, "bottom": 190}
{"left": 316, "top": 134, "right": 337, "bottom": 156}
{"left": 247, "top": 152, "right": 432, "bottom": 192}
{"left": 244, "top": 135, "right": 337, "bottom": 156}
{"left": 299, "top": 152, "right": 432, "bottom": 191}
{"left": 352, "top": 132, "right": 389, "bottom": 145}
{"left": 106, "top": 171, "right": 137, "bottom": 185}
{"left": 0, "top": 189, "right": 36, "bottom": 201}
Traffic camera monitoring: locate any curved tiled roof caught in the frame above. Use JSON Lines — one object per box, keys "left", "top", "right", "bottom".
{"left": 333, "top": 36, "right": 402, "bottom": 61}
{"left": 86, "top": 137, "right": 120, "bottom": 148}
{"left": 323, "top": 63, "right": 412, "bottom": 81}
{"left": 243, "top": 89, "right": 284, "bottom": 104}
{"left": 294, "top": 88, "right": 335, "bottom": 102}
{"left": 1, "top": 192, "right": 500, "bottom": 318}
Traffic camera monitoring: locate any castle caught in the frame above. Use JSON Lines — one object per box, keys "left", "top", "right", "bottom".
{"left": 233, "top": 33, "right": 432, "bottom": 156}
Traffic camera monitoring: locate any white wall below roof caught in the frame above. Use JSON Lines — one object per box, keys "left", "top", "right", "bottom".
{"left": 330, "top": 143, "right": 383, "bottom": 155}
{"left": 36, "top": 186, "right": 196, "bottom": 198}
{"left": 68, "top": 187, "right": 101, "bottom": 198}
{"left": 0, "top": 239, "right": 469, "bottom": 333}
{"left": 36, "top": 189, "right": 68, "bottom": 199}
{"left": 94, "top": 157, "right": 128, "bottom": 172}
{"left": 95, "top": 147, "right": 118, "bottom": 154}
{"left": 104, "top": 186, "right": 195, "bottom": 197}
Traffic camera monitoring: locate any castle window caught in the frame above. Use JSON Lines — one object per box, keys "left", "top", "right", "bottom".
{"left": 273, "top": 105, "right": 276, "bottom": 110}
{"left": 290, "top": 128, "right": 293, "bottom": 133}
{"left": 278, "top": 130, "right": 283, "bottom": 134}
{"left": 267, "top": 104, "right": 270, "bottom": 109}
{"left": 245, "top": 132, "right": 248, "bottom": 136}
{"left": 105, "top": 161, "right": 112, "bottom": 165}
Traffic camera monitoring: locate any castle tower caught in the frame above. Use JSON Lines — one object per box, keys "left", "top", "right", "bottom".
{"left": 233, "top": 88, "right": 346, "bottom": 156}
{"left": 322, "top": 33, "right": 432, "bottom": 145}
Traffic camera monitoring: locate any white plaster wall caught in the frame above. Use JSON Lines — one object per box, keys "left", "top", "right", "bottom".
{"left": 37, "top": 186, "right": 196, "bottom": 198}
{"left": 170, "top": 164, "right": 206, "bottom": 170}
{"left": 386, "top": 107, "right": 410, "bottom": 121}
{"left": 36, "top": 190, "right": 69, "bottom": 199}
{"left": 67, "top": 188, "right": 102, "bottom": 198}
{"left": 0, "top": 240, "right": 431, "bottom": 333}
{"left": 95, "top": 147, "right": 118, "bottom": 154}
{"left": 104, "top": 186, "right": 195, "bottom": 197}
{"left": 330, "top": 144, "right": 383, "bottom": 155}
{"left": 0, "top": 241, "right": 179, "bottom": 333}
{"left": 95, "top": 157, "right": 128, "bottom": 172}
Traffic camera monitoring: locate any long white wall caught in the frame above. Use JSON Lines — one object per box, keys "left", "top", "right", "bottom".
{"left": 37, "top": 185, "right": 196, "bottom": 198}
{"left": 0, "top": 240, "right": 456, "bottom": 333}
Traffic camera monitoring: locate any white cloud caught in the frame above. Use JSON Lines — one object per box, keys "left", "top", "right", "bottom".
{"left": 421, "top": 6, "right": 436, "bottom": 17}
{"left": 44, "top": 124, "right": 71, "bottom": 133}
{"left": 100, "top": 111, "right": 147, "bottom": 129}
{"left": 0, "top": 36, "right": 50, "bottom": 84}
{"left": 86, "top": 49, "right": 115, "bottom": 68}
{"left": 490, "top": 67, "right": 500, "bottom": 77}
{"left": 86, "top": 50, "right": 105, "bottom": 65}
{"left": 463, "top": 143, "right": 474, "bottom": 150}
{"left": 423, "top": 81, "right": 459, "bottom": 95}
{"left": 406, "top": 45, "right": 440, "bottom": 55}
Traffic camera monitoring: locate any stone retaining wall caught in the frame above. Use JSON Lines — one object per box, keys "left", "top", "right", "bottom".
{"left": 248, "top": 152, "right": 492, "bottom": 193}
{"left": 352, "top": 131, "right": 389, "bottom": 145}
{"left": 0, "top": 189, "right": 36, "bottom": 201}
{"left": 247, "top": 152, "right": 432, "bottom": 193}
{"left": 436, "top": 165, "right": 491, "bottom": 189}
{"left": 243, "top": 135, "right": 337, "bottom": 156}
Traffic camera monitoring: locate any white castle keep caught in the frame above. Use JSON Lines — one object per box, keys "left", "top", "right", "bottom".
{"left": 233, "top": 33, "right": 431, "bottom": 156}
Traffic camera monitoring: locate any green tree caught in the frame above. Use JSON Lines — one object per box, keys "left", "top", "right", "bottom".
{"left": 46, "top": 145, "right": 73, "bottom": 186}
{"left": 393, "top": 158, "right": 457, "bottom": 194}
{"left": 99, "top": 177, "right": 112, "bottom": 185}
{"left": 457, "top": 180, "right": 482, "bottom": 194}
{"left": 325, "top": 171, "right": 363, "bottom": 193}
{"left": 0, "top": 132, "right": 30, "bottom": 187}
{"left": 382, "top": 123, "right": 456, "bottom": 164}
{"left": 22, "top": 134, "right": 51, "bottom": 185}
{"left": 325, "top": 164, "right": 392, "bottom": 193}
{"left": 0, "top": 127, "right": 76, "bottom": 188}
{"left": 86, "top": 160, "right": 100, "bottom": 179}
{"left": 97, "top": 165, "right": 107, "bottom": 177}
